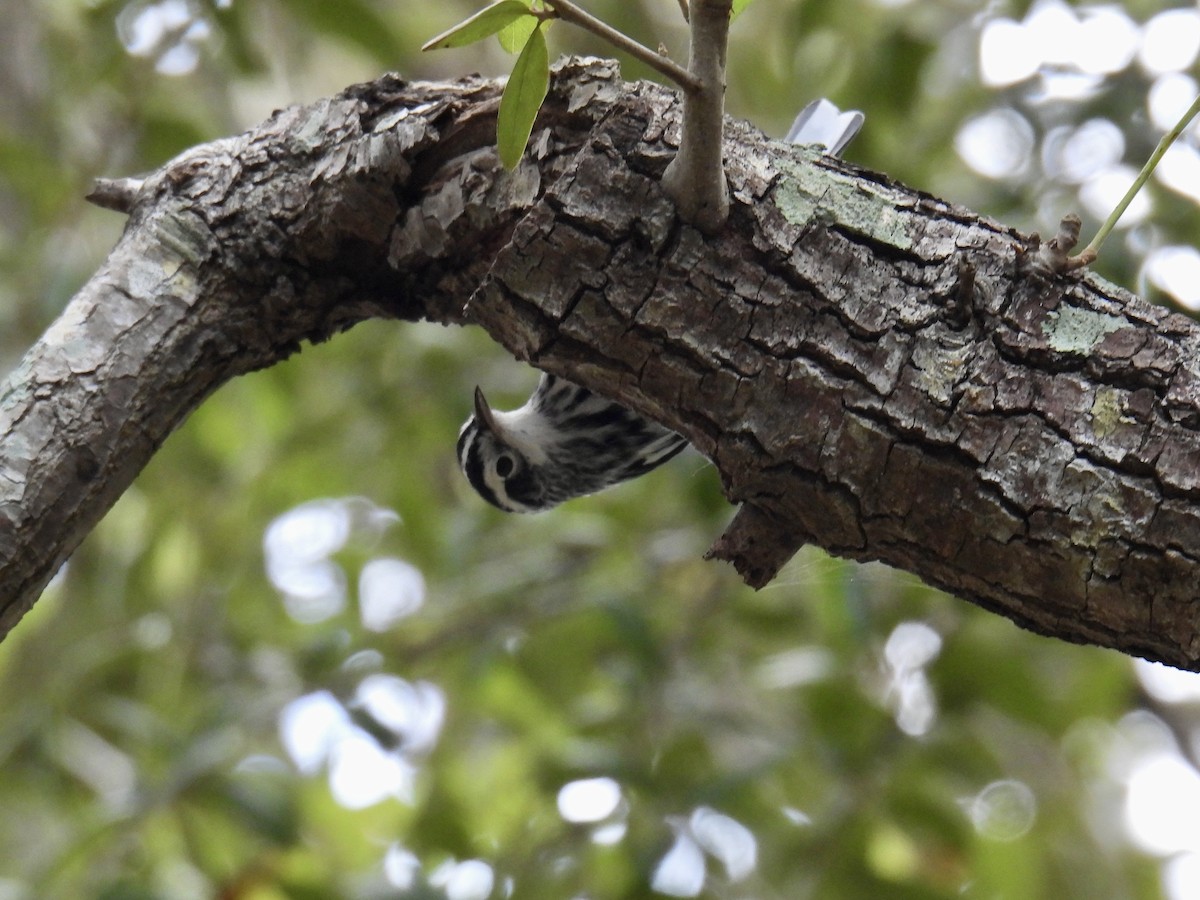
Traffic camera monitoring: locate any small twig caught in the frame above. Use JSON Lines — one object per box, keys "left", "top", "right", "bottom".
{"left": 660, "top": 0, "right": 732, "bottom": 233}
{"left": 85, "top": 176, "right": 145, "bottom": 214}
{"left": 1039, "top": 214, "right": 1089, "bottom": 274}
{"left": 676, "top": 0, "right": 690, "bottom": 22}
{"left": 1073, "top": 93, "right": 1200, "bottom": 267}
{"left": 542, "top": 0, "right": 701, "bottom": 93}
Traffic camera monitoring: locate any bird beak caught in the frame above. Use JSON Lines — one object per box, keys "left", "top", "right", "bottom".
{"left": 474, "top": 386, "right": 501, "bottom": 434}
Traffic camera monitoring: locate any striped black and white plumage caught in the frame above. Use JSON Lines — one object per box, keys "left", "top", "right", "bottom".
{"left": 457, "top": 99, "right": 863, "bottom": 513}
{"left": 457, "top": 375, "right": 688, "bottom": 512}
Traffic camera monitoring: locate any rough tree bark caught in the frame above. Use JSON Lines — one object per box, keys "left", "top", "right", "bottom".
{"left": 2, "top": 59, "right": 1199, "bottom": 667}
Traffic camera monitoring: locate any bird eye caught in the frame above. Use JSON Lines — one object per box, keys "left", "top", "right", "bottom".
{"left": 494, "top": 454, "right": 515, "bottom": 478}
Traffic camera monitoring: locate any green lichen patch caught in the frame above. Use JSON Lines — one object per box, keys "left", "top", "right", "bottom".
{"left": 775, "top": 156, "right": 913, "bottom": 251}
{"left": 1089, "top": 387, "right": 1124, "bottom": 439}
{"left": 1043, "top": 305, "right": 1124, "bottom": 355}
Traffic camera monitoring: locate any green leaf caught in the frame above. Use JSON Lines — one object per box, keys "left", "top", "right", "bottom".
{"left": 497, "top": 24, "right": 549, "bottom": 170}
{"left": 731, "top": 0, "right": 757, "bottom": 21}
{"left": 497, "top": 4, "right": 539, "bottom": 54}
{"left": 421, "top": 1, "right": 536, "bottom": 52}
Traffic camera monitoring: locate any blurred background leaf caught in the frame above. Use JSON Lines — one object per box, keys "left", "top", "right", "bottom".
{"left": 3, "top": 1, "right": 1200, "bottom": 898}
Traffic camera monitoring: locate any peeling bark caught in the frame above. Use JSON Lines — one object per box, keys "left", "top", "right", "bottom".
{"left": 2, "top": 59, "right": 1199, "bottom": 668}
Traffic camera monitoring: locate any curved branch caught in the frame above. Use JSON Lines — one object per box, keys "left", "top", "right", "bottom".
{"left": 0, "top": 62, "right": 619, "bottom": 636}
{"left": 3, "top": 60, "right": 1200, "bottom": 671}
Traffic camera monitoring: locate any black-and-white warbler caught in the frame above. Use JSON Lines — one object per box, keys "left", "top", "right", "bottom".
{"left": 457, "top": 99, "right": 864, "bottom": 513}
{"left": 458, "top": 377, "right": 689, "bottom": 512}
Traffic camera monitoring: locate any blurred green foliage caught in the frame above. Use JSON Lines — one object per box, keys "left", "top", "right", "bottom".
{"left": 1, "top": 1, "right": 1195, "bottom": 898}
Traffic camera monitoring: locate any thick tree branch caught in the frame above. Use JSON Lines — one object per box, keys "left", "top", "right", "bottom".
{"left": 3, "top": 60, "right": 1200, "bottom": 670}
